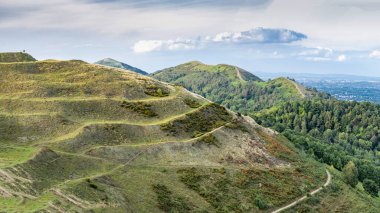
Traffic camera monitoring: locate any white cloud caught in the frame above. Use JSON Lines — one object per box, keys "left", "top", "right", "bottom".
{"left": 298, "top": 47, "right": 333, "bottom": 57}
{"left": 369, "top": 50, "right": 380, "bottom": 58}
{"left": 337, "top": 54, "right": 347, "bottom": 62}
{"left": 303, "top": 57, "right": 331, "bottom": 62}
{"left": 2, "top": 0, "right": 380, "bottom": 51}
{"left": 132, "top": 27, "right": 306, "bottom": 53}
{"left": 212, "top": 28, "right": 306, "bottom": 43}
{"left": 297, "top": 47, "right": 349, "bottom": 62}
{"left": 133, "top": 38, "right": 200, "bottom": 53}
{"left": 298, "top": 47, "right": 334, "bottom": 61}
{"left": 133, "top": 40, "right": 164, "bottom": 53}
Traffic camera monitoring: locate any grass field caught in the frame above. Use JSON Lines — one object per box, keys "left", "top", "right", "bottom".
{"left": 0, "top": 56, "right": 327, "bottom": 212}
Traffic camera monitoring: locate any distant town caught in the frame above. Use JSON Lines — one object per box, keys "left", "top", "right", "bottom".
{"left": 258, "top": 72, "right": 380, "bottom": 104}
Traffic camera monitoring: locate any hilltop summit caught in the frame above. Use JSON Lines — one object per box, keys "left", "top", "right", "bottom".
{"left": 0, "top": 52, "right": 36, "bottom": 63}
{"left": 151, "top": 62, "right": 317, "bottom": 113}
{"left": 95, "top": 58, "right": 148, "bottom": 75}
{"left": 154, "top": 61, "right": 262, "bottom": 82}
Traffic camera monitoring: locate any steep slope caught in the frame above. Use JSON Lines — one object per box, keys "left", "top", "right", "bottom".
{"left": 95, "top": 58, "right": 148, "bottom": 75}
{"left": 282, "top": 167, "right": 380, "bottom": 212}
{"left": 0, "top": 55, "right": 326, "bottom": 212}
{"left": 151, "top": 61, "right": 320, "bottom": 114}
{"left": 0, "top": 52, "right": 36, "bottom": 63}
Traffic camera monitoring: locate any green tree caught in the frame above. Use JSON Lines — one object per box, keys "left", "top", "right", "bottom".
{"left": 343, "top": 161, "right": 359, "bottom": 187}
{"left": 323, "top": 129, "right": 335, "bottom": 143}
{"left": 363, "top": 179, "right": 379, "bottom": 197}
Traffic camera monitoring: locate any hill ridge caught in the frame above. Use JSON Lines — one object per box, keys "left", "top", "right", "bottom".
{"left": 95, "top": 58, "right": 148, "bottom": 75}
{"left": 0, "top": 52, "right": 36, "bottom": 63}
{"left": 151, "top": 63, "right": 319, "bottom": 113}
{"left": 158, "top": 61, "right": 263, "bottom": 82}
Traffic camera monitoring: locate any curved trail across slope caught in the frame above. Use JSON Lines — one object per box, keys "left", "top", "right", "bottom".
{"left": 272, "top": 169, "right": 332, "bottom": 213}
{"left": 235, "top": 67, "right": 245, "bottom": 81}
{"left": 290, "top": 80, "right": 306, "bottom": 98}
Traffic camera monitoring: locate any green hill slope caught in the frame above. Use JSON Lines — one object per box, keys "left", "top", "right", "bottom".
{"left": 151, "top": 61, "right": 320, "bottom": 114}
{"left": 0, "top": 55, "right": 327, "bottom": 212}
{"left": 95, "top": 58, "right": 148, "bottom": 75}
{"left": 152, "top": 61, "right": 380, "bottom": 211}
{"left": 0, "top": 52, "right": 36, "bottom": 63}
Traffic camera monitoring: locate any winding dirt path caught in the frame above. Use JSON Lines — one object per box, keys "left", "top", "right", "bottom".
{"left": 235, "top": 67, "right": 245, "bottom": 81}
{"left": 272, "top": 169, "right": 332, "bottom": 213}
{"left": 290, "top": 80, "right": 306, "bottom": 98}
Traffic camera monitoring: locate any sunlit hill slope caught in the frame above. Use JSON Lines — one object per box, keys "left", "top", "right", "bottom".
{"left": 0, "top": 53, "right": 325, "bottom": 212}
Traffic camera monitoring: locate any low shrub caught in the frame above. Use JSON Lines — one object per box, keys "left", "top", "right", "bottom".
{"left": 225, "top": 118, "right": 249, "bottom": 132}
{"left": 183, "top": 98, "right": 201, "bottom": 108}
{"left": 254, "top": 196, "right": 270, "bottom": 210}
{"left": 152, "top": 184, "right": 192, "bottom": 212}
{"left": 177, "top": 167, "right": 205, "bottom": 192}
{"left": 144, "top": 85, "right": 170, "bottom": 97}
{"left": 120, "top": 101, "right": 157, "bottom": 117}
{"left": 161, "top": 103, "right": 232, "bottom": 136}
{"left": 306, "top": 196, "right": 320, "bottom": 205}
{"left": 196, "top": 134, "right": 220, "bottom": 147}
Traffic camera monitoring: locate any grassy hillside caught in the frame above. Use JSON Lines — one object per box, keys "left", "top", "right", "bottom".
{"left": 95, "top": 58, "right": 148, "bottom": 75}
{"left": 151, "top": 61, "right": 322, "bottom": 114}
{"left": 0, "top": 52, "right": 36, "bottom": 63}
{"left": 0, "top": 56, "right": 326, "bottom": 212}
{"left": 283, "top": 167, "right": 380, "bottom": 212}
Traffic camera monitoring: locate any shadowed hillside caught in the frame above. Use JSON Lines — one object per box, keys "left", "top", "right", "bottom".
{"left": 0, "top": 54, "right": 328, "bottom": 212}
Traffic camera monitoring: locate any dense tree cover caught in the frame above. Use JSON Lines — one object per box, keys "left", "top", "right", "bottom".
{"left": 255, "top": 99, "right": 380, "bottom": 196}
{"left": 256, "top": 99, "right": 380, "bottom": 156}
{"left": 363, "top": 179, "right": 379, "bottom": 197}
{"left": 152, "top": 61, "right": 326, "bottom": 112}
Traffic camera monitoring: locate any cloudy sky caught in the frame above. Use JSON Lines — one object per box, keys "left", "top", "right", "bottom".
{"left": 1, "top": 0, "right": 380, "bottom": 76}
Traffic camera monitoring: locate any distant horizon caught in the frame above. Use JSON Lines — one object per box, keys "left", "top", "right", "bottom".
{"left": 10, "top": 51, "right": 380, "bottom": 78}
{"left": 254, "top": 71, "right": 380, "bottom": 79}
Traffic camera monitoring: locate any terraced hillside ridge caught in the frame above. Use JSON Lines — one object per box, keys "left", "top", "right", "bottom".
{"left": 151, "top": 61, "right": 324, "bottom": 114}
{"left": 0, "top": 52, "right": 36, "bottom": 63}
{"left": 0, "top": 55, "right": 326, "bottom": 212}
{"left": 95, "top": 58, "right": 148, "bottom": 75}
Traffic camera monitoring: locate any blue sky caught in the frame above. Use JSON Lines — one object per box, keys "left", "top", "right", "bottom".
{"left": 1, "top": 0, "right": 380, "bottom": 77}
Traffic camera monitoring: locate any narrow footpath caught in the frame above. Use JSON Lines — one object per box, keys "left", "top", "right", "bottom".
{"left": 272, "top": 169, "right": 332, "bottom": 213}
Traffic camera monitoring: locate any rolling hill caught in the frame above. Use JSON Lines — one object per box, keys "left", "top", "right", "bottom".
{"left": 151, "top": 61, "right": 322, "bottom": 114}
{"left": 95, "top": 58, "right": 148, "bottom": 75}
{"left": 0, "top": 53, "right": 328, "bottom": 212}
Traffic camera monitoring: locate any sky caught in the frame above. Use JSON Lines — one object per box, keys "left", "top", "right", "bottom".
{"left": 1, "top": 0, "right": 380, "bottom": 76}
